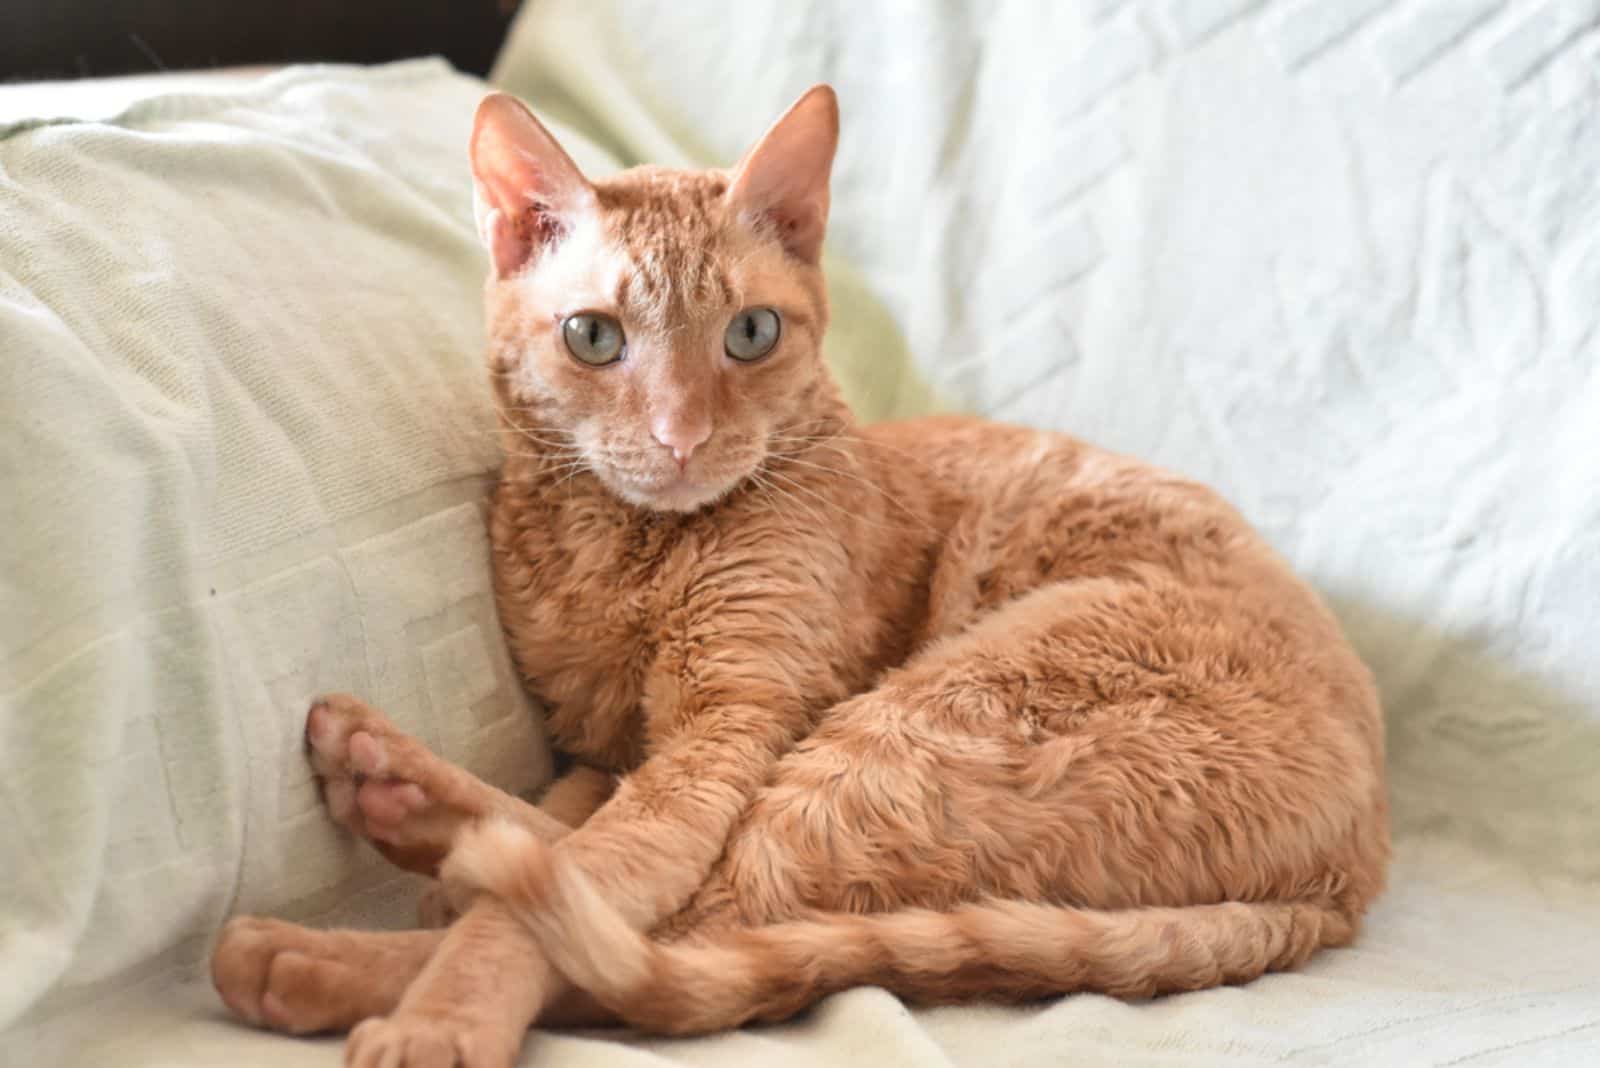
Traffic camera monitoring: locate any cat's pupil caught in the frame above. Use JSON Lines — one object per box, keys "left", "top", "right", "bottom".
{"left": 743, "top": 316, "right": 756, "bottom": 341}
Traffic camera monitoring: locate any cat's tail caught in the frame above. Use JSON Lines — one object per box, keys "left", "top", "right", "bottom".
{"left": 445, "top": 821, "right": 1357, "bottom": 1035}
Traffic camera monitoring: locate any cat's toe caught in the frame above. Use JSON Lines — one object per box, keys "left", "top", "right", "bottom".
{"left": 357, "top": 778, "right": 431, "bottom": 838}
{"left": 347, "top": 728, "right": 391, "bottom": 777}
{"left": 305, "top": 694, "right": 394, "bottom": 776}
{"left": 348, "top": 1015, "right": 507, "bottom": 1068}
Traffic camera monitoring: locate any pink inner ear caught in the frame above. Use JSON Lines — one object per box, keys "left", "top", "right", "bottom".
{"left": 486, "top": 209, "right": 531, "bottom": 280}
{"left": 485, "top": 202, "right": 572, "bottom": 279}
{"left": 754, "top": 200, "right": 825, "bottom": 263}
{"left": 520, "top": 203, "right": 567, "bottom": 248}
{"left": 775, "top": 206, "right": 818, "bottom": 243}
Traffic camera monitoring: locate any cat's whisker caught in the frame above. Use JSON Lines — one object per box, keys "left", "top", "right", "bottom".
{"left": 764, "top": 454, "right": 937, "bottom": 536}
{"left": 500, "top": 452, "right": 588, "bottom": 470}
{"left": 747, "top": 468, "right": 830, "bottom": 530}
{"left": 501, "top": 438, "right": 580, "bottom": 455}
{"left": 771, "top": 430, "right": 936, "bottom": 473}
{"left": 494, "top": 423, "right": 565, "bottom": 435}
{"left": 496, "top": 404, "right": 566, "bottom": 421}
{"left": 496, "top": 413, "right": 571, "bottom": 432}
{"left": 758, "top": 466, "right": 925, "bottom": 538}
{"left": 770, "top": 415, "right": 848, "bottom": 441}
{"left": 491, "top": 434, "right": 584, "bottom": 455}
{"left": 762, "top": 430, "right": 942, "bottom": 535}
{"left": 549, "top": 464, "right": 594, "bottom": 499}
{"left": 500, "top": 419, "right": 580, "bottom": 453}
{"left": 487, "top": 431, "right": 581, "bottom": 451}
{"left": 748, "top": 475, "right": 800, "bottom": 527}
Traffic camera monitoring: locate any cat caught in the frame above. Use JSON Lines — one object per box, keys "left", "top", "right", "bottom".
{"left": 210, "top": 85, "right": 1389, "bottom": 1068}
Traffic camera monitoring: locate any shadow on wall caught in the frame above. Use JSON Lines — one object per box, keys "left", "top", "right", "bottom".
{"left": 1332, "top": 595, "right": 1600, "bottom": 886}
{"left": 824, "top": 255, "right": 945, "bottom": 425}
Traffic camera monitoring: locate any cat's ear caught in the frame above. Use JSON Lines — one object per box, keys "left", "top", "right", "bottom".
{"left": 726, "top": 85, "right": 839, "bottom": 264}
{"left": 470, "top": 93, "right": 597, "bottom": 279}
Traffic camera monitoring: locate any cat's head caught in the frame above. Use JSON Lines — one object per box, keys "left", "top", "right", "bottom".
{"left": 470, "top": 86, "right": 842, "bottom": 513}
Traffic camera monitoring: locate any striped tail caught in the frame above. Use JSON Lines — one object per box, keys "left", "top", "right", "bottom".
{"left": 445, "top": 821, "right": 1357, "bottom": 1036}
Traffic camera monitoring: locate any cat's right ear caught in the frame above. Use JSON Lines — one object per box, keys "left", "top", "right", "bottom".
{"left": 470, "top": 93, "right": 597, "bottom": 279}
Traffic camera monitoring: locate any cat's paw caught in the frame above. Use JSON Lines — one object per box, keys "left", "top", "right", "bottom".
{"left": 212, "top": 916, "right": 380, "bottom": 1035}
{"left": 306, "top": 694, "right": 457, "bottom": 872}
{"left": 348, "top": 1012, "right": 515, "bottom": 1068}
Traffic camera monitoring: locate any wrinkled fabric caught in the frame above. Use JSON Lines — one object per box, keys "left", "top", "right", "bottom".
{"left": 5, "top": 0, "right": 1600, "bottom": 1061}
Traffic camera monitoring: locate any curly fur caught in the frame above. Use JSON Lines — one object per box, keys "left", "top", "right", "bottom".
{"left": 211, "top": 85, "right": 1388, "bottom": 1066}
{"left": 462, "top": 84, "right": 1389, "bottom": 1032}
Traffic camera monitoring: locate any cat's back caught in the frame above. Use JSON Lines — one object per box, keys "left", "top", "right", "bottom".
{"left": 863, "top": 413, "right": 1347, "bottom": 643}
{"left": 862, "top": 414, "right": 1056, "bottom": 489}
{"left": 863, "top": 413, "right": 1228, "bottom": 529}
{"left": 866, "top": 413, "right": 1381, "bottom": 793}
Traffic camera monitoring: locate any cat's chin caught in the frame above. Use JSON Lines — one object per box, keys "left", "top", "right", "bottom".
{"left": 608, "top": 472, "right": 742, "bottom": 514}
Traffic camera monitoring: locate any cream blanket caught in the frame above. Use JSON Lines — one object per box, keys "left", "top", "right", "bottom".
{"left": 5, "top": 0, "right": 1600, "bottom": 1061}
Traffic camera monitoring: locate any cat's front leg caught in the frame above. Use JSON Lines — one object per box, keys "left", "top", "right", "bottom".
{"left": 541, "top": 713, "right": 802, "bottom": 929}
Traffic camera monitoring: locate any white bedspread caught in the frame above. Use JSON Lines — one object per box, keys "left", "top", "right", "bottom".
{"left": 3, "top": 1, "right": 1599, "bottom": 1065}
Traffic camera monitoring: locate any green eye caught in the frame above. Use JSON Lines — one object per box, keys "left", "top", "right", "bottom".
{"left": 724, "top": 307, "right": 781, "bottom": 362}
{"left": 562, "top": 313, "right": 625, "bottom": 366}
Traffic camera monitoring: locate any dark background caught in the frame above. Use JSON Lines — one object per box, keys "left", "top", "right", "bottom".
{"left": 0, "top": 1, "right": 519, "bottom": 83}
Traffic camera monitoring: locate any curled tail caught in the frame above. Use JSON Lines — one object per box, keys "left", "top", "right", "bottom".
{"left": 446, "top": 821, "right": 1357, "bottom": 1036}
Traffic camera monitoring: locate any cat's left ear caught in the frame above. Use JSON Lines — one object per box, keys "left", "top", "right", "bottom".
{"left": 726, "top": 85, "right": 839, "bottom": 264}
{"left": 470, "top": 92, "right": 597, "bottom": 279}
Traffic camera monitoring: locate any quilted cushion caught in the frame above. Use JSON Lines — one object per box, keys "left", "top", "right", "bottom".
{"left": 0, "top": 59, "right": 621, "bottom": 1057}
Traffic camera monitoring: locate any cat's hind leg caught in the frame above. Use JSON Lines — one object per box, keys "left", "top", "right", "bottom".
{"left": 306, "top": 694, "right": 613, "bottom": 875}
{"left": 212, "top": 912, "right": 615, "bottom": 1039}
{"left": 212, "top": 917, "right": 443, "bottom": 1034}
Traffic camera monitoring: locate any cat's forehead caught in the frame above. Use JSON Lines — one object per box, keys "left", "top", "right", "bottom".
{"left": 593, "top": 167, "right": 742, "bottom": 322}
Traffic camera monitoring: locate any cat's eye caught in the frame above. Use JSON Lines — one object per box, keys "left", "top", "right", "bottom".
{"left": 724, "top": 307, "right": 781, "bottom": 362}
{"left": 562, "top": 313, "right": 626, "bottom": 366}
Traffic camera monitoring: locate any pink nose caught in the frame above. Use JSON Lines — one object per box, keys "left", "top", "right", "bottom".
{"left": 650, "top": 417, "right": 711, "bottom": 470}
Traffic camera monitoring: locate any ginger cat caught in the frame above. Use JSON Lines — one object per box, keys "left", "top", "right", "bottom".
{"left": 211, "top": 86, "right": 1388, "bottom": 1068}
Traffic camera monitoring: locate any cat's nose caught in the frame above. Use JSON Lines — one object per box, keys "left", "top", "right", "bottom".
{"left": 650, "top": 415, "right": 712, "bottom": 470}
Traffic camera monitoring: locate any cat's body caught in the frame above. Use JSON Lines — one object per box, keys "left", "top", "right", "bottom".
{"left": 478, "top": 404, "right": 1387, "bottom": 1029}
{"left": 210, "top": 86, "right": 1388, "bottom": 1067}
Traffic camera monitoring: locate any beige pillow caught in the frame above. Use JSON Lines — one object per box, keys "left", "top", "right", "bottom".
{"left": 0, "top": 60, "right": 617, "bottom": 1050}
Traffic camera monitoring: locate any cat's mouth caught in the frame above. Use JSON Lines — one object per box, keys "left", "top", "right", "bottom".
{"left": 586, "top": 438, "right": 768, "bottom": 514}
